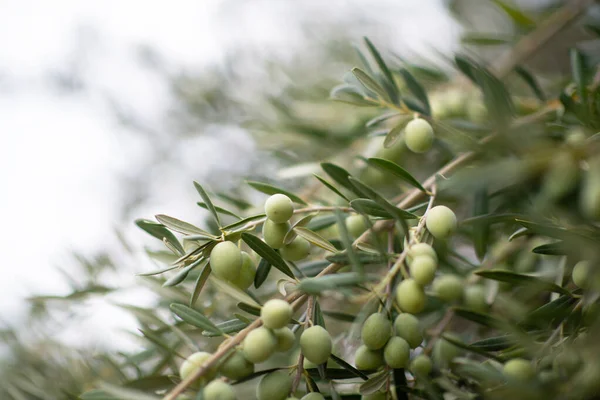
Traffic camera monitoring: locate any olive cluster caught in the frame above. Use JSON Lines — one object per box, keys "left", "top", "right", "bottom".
{"left": 263, "top": 194, "right": 310, "bottom": 261}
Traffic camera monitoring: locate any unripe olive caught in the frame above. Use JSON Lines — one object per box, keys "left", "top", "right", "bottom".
{"left": 542, "top": 152, "right": 579, "bottom": 199}
{"left": 396, "top": 279, "right": 427, "bottom": 314}
{"left": 432, "top": 275, "right": 463, "bottom": 303}
{"left": 231, "top": 251, "right": 256, "bottom": 289}
{"left": 210, "top": 241, "right": 242, "bottom": 281}
{"left": 410, "top": 256, "right": 437, "bottom": 286}
{"left": 377, "top": 136, "right": 406, "bottom": 163}
{"left": 445, "top": 90, "right": 467, "bottom": 116}
{"left": 503, "top": 358, "right": 535, "bottom": 382}
{"left": 384, "top": 336, "right": 410, "bottom": 368}
{"left": 265, "top": 194, "right": 294, "bottom": 223}
{"left": 394, "top": 313, "right": 423, "bottom": 348}
{"left": 203, "top": 380, "right": 236, "bottom": 400}
{"left": 361, "top": 313, "right": 392, "bottom": 350}
{"left": 572, "top": 260, "right": 591, "bottom": 289}
{"left": 404, "top": 118, "right": 434, "bottom": 153}
{"left": 430, "top": 95, "right": 451, "bottom": 120}
{"left": 179, "top": 351, "right": 216, "bottom": 383}
{"left": 300, "top": 325, "right": 332, "bottom": 365}
{"left": 263, "top": 220, "right": 290, "bottom": 249}
{"left": 219, "top": 350, "right": 254, "bottom": 380}
{"left": 432, "top": 335, "right": 461, "bottom": 368}
{"left": 580, "top": 156, "right": 600, "bottom": 220}
{"left": 553, "top": 351, "right": 581, "bottom": 376}
{"left": 261, "top": 299, "right": 293, "bottom": 329}
{"left": 280, "top": 237, "right": 310, "bottom": 262}
{"left": 425, "top": 206, "right": 457, "bottom": 240}
{"left": 354, "top": 344, "right": 384, "bottom": 370}
{"left": 274, "top": 327, "right": 296, "bottom": 352}
{"left": 361, "top": 392, "right": 387, "bottom": 400}
{"left": 243, "top": 327, "right": 277, "bottom": 363}
{"left": 301, "top": 393, "right": 325, "bottom": 400}
{"left": 407, "top": 242, "right": 438, "bottom": 265}
{"left": 464, "top": 285, "right": 488, "bottom": 312}
{"left": 346, "top": 214, "right": 368, "bottom": 238}
{"left": 565, "top": 127, "right": 587, "bottom": 146}
{"left": 410, "top": 354, "right": 433, "bottom": 377}
{"left": 256, "top": 370, "right": 292, "bottom": 400}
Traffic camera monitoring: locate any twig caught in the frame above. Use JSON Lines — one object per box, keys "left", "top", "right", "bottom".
{"left": 424, "top": 309, "right": 455, "bottom": 354}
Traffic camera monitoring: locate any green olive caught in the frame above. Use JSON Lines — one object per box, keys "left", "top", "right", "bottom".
{"left": 425, "top": 206, "right": 457, "bottom": 240}
{"left": 300, "top": 325, "right": 332, "bottom": 365}
{"left": 203, "top": 380, "right": 236, "bottom": 400}
{"left": 261, "top": 299, "right": 293, "bottom": 329}
{"left": 231, "top": 251, "right": 256, "bottom": 290}
{"left": 407, "top": 242, "right": 438, "bottom": 265}
{"left": 179, "top": 351, "right": 216, "bottom": 383}
{"left": 394, "top": 313, "right": 423, "bottom": 348}
{"left": 219, "top": 350, "right": 254, "bottom": 380}
{"left": 274, "top": 327, "right": 296, "bottom": 352}
{"left": 410, "top": 354, "right": 433, "bottom": 377}
{"left": 355, "top": 344, "right": 384, "bottom": 370}
{"left": 346, "top": 214, "right": 368, "bottom": 238}
{"left": 361, "top": 313, "right": 392, "bottom": 350}
{"left": 265, "top": 194, "right": 294, "bottom": 223}
{"left": 384, "top": 336, "right": 410, "bottom": 368}
{"left": 301, "top": 393, "right": 325, "bottom": 400}
{"left": 410, "top": 255, "right": 437, "bottom": 286}
{"left": 553, "top": 351, "right": 581, "bottom": 376}
{"left": 445, "top": 90, "right": 467, "bottom": 116}
{"left": 503, "top": 358, "right": 535, "bottom": 382}
{"left": 263, "top": 220, "right": 290, "bottom": 249}
{"left": 404, "top": 118, "right": 434, "bottom": 153}
{"left": 464, "top": 285, "right": 488, "bottom": 312}
{"left": 542, "top": 152, "right": 579, "bottom": 200}
{"left": 210, "top": 241, "right": 242, "bottom": 281}
{"left": 395, "top": 279, "right": 427, "bottom": 314}
{"left": 580, "top": 156, "right": 600, "bottom": 220}
{"left": 243, "top": 327, "right": 277, "bottom": 363}
{"left": 572, "top": 260, "right": 592, "bottom": 289}
{"left": 280, "top": 237, "right": 310, "bottom": 262}
{"left": 432, "top": 275, "right": 463, "bottom": 303}
{"left": 256, "top": 370, "right": 292, "bottom": 400}
{"left": 432, "top": 335, "right": 461, "bottom": 368}
{"left": 565, "top": 127, "right": 587, "bottom": 146}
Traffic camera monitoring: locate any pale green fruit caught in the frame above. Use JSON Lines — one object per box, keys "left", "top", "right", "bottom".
{"left": 405, "top": 118, "right": 434, "bottom": 153}
{"left": 362, "top": 392, "right": 387, "bottom": 400}
{"left": 580, "top": 156, "right": 600, "bottom": 220}
{"left": 394, "top": 313, "right": 423, "bottom": 348}
{"left": 542, "top": 152, "right": 579, "bottom": 199}
{"left": 256, "top": 371, "right": 292, "bottom": 400}
{"left": 300, "top": 325, "right": 332, "bottom": 365}
{"left": 430, "top": 94, "right": 451, "bottom": 120}
{"left": 410, "top": 354, "right": 433, "bottom": 377}
{"left": 425, "top": 206, "right": 457, "bottom": 240}
{"left": 265, "top": 194, "right": 294, "bottom": 223}
{"left": 467, "top": 101, "right": 488, "bottom": 124}
{"left": 565, "top": 128, "right": 587, "bottom": 146}
{"left": 553, "top": 351, "right": 581, "bottom": 376}
{"left": 243, "top": 327, "right": 277, "bottom": 363}
{"left": 410, "top": 256, "right": 437, "bottom": 285}
{"left": 274, "top": 327, "right": 296, "bottom": 352}
{"left": 377, "top": 137, "right": 406, "bottom": 163}
{"left": 263, "top": 220, "right": 290, "bottom": 249}
{"left": 503, "top": 358, "right": 535, "bottom": 382}
{"left": 280, "top": 237, "right": 310, "bottom": 261}
{"left": 396, "top": 279, "right": 427, "bottom": 314}
{"left": 384, "top": 336, "right": 410, "bottom": 368}
{"left": 179, "top": 351, "right": 216, "bottom": 383}
{"left": 572, "top": 260, "right": 593, "bottom": 289}
{"left": 231, "top": 251, "right": 256, "bottom": 289}
{"left": 407, "top": 242, "right": 438, "bottom": 265}
{"left": 261, "top": 299, "right": 293, "bottom": 329}
{"left": 210, "top": 241, "right": 242, "bottom": 281}
{"left": 432, "top": 275, "right": 463, "bottom": 303}
{"left": 445, "top": 90, "right": 467, "bottom": 116}
{"left": 346, "top": 214, "right": 368, "bottom": 238}
{"left": 432, "top": 335, "right": 461, "bottom": 367}
{"left": 219, "top": 350, "right": 254, "bottom": 380}
{"left": 301, "top": 393, "right": 325, "bottom": 400}
{"left": 361, "top": 313, "right": 392, "bottom": 350}
{"left": 203, "top": 380, "right": 236, "bottom": 400}
{"left": 355, "top": 344, "right": 384, "bottom": 370}
{"left": 464, "top": 285, "right": 488, "bottom": 312}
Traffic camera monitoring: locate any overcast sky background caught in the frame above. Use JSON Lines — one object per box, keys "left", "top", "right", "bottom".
{"left": 0, "top": 0, "right": 465, "bottom": 348}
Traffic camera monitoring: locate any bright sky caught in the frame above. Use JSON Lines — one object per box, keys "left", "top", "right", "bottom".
{"left": 0, "top": 0, "right": 460, "bottom": 348}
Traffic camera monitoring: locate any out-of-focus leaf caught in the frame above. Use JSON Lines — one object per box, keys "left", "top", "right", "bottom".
{"left": 313, "top": 174, "right": 350, "bottom": 202}
{"left": 453, "top": 307, "right": 503, "bottom": 328}
{"left": 532, "top": 241, "right": 567, "bottom": 255}
{"left": 246, "top": 180, "right": 307, "bottom": 205}
{"left": 169, "top": 303, "right": 222, "bottom": 334}
{"left": 154, "top": 214, "right": 212, "bottom": 237}
{"left": 190, "top": 262, "right": 211, "bottom": 307}
{"left": 298, "top": 272, "right": 375, "bottom": 294}
{"left": 221, "top": 214, "right": 266, "bottom": 231}
{"left": 326, "top": 251, "right": 387, "bottom": 265}
{"left": 366, "top": 111, "right": 400, "bottom": 128}
{"left": 476, "top": 270, "right": 571, "bottom": 296}
{"left": 193, "top": 181, "right": 221, "bottom": 227}
{"left": 330, "top": 84, "right": 377, "bottom": 107}
{"left": 321, "top": 162, "right": 363, "bottom": 196}
{"left": 349, "top": 177, "right": 417, "bottom": 222}
{"left": 472, "top": 188, "right": 490, "bottom": 261}
{"left": 294, "top": 227, "right": 338, "bottom": 253}
{"left": 209, "top": 277, "right": 261, "bottom": 307}
{"left": 522, "top": 295, "right": 577, "bottom": 326}
{"left": 399, "top": 68, "right": 430, "bottom": 115}
{"left": 364, "top": 37, "right": 400, "bottom": 104}
{"left": 491, "top": 0, "right": 536, "bottom": 28}
{"left": 135, "top": 219, "right": 184, "bottom": 255}
{"left": 441, "top": 333, "right": 501, "bottom": 361}
{"left": 306, "top": 215, "right": 338, "bottom": 232}
{"left": 462, "top": 32, "right": 513, "bottom": 46}
{"left": 470, "top": 335, "right": 517, "bottom": 351}
{"left": 196, "top": 202, "right": 241, "bottom": 219}
{"left": 254, "top": 258, "right": 271, "bottom": 288}
{"left": 352, "top": 67, "right": 390, "bottom": 102}
{"left": 241, "top": 233, "right": 295, "bottom": 278}
{"left": 365, "top": 158, "right": 427, "bottom": 192}
{"left": 514, "top": 66, "right": 546, "bottom": 101}
{"left": 334, "top": 208, "right": 362, "bottom": 273}
{"left": 202, "top": 318, "right": 248, "bottom": 337}
{"left": 570, "top": 48, "right": 588, "bottom": 109}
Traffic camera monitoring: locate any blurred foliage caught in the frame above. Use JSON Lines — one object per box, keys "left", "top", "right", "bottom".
{"left": 3, "top": 0, "right": 600, "bottom": 399}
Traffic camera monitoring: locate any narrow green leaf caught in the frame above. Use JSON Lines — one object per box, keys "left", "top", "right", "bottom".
{"left": 453, "top": 307, "right": 504, "bottom": 328}
{"left": 237, "top": 302, "right": 262, "bottom": 317}
{"left": 462, "top": 32, "right": 513, "bottom": 46}
{"left": 366, "top": 158, "right": 427, "bottom": 192}
{"left": 170, "top": 303, "right": 222, "bottom": 334}
{"left": 137, "top": 264, "right": 178, "bottom": 277}
{"left": 532, "top": 242, "right": 567, "bottom": 255}
{"left": 351, "top": 198, "right": 393, "bottom": 218}
{"left": 330, "top": 84, "right": 377, "bottom": 107}
{"left": 190, "top": 262, "right": 211, "bottom": 307}
{"left": 283, "top": 213, "right": 316, "bottom": 244}
{"left": 475, "top": 270, "right": 571, "bottom": 296}
{"left": 334, "top": 208, "right": 362, "bottom": 274}
{"left": 193, "top": 181, "right": 221, "bottom": 226}
{"left": 135, "top": 219, "right": 184, "bottom": 255}
{"left": 329, "top": 353, "right": 369, "bottom": 380}
{"left": 352, "top": 67, "right": 390, "bottom": 101}
{"left": 472, "top": 188, "right": 490, "bottom": 261}
{"left": 155, "top": 214, "right": 213, "bottom": 236}
{"left": 306, "top": 215, "right": 338, "bottom": 232}
{"left": 246, "top": 181, "right": 307, "bottom": 205}
{"left": 364, "top": 37, "right": 399, "bottom": 103}
{"left": 294, "top": 227, "right": 338, "bottom": 253}
{"left": 359, "top": 370, "right": 389, "bottom": 394}
{"left": 523, "top": 295, "right": 577, "bottom": 326}
{"left": 298, "top": 273, "right": 375, "bottom": 294}
{"left": 209, "top": 277, "right": 260, "bottom": 307}
{"left": 570, "top": 48, "right": 587, "bottom": 109}
{"left": 313, "top": 174, "right": 350, "bottom": 202}
{"left": 138, "top": 329, "right": 184, "bottom": 359}
{"left": 514, "top": 66, "right": 546, "bottom": 101}
{"left": 491, "top": 0, "right": 536, "bottom": 28}
{"left": 96, "top": 383, "right": 160, "bottom": 400}
{"left": 254, "top": 258, "right": 271, "bottom": 288}
{"left": 202, "top": 318, "right": 248, "bottom": 337}
{"left": 326, "top": 251, "right": 387, "bottom": 265}
{"left": 321, "top": 162, "right": 362, "bottom": 196}
{"left": 196, "top": 202, "right": 241, "bottom": 219}
{"left": 366, "top": 111, "right": 400, "bottom": 128}
{"left": 441, "top": 334, "right": 501, "bottom": 361}
{"left": 383, "top": 118, "right": 410, "bottom": 148}
{"left": 399, "top": 68, "right": 430, "bottom": 115}
{"left": 349, "top": 177, "right": 417, "bottom": 221}
{"left": 163, "top": 263, "right": 197, "bottom": 287}
{"left": 313, "top": 300, "right": 326, "bottom": 328}
{"left": 469, "top": 335, "right": 517, "bottom": 351}
{"left": 321, "top": 310, "right": 356, "bottom": 322}
{"left": 461, "top": 213, "right": 520, "bottom": 225}
{"left": 221, "top": 214, "right": 266, "bottom": 231}
{"left": 241, "top": 233, "right": 295, "bottom": 279}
